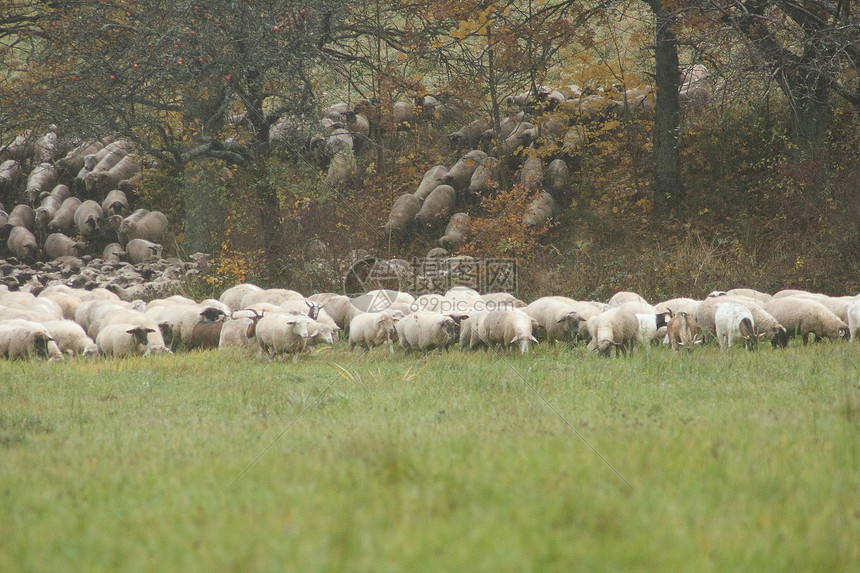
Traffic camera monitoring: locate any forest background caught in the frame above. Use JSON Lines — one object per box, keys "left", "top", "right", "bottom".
{"left": 2, "top": 0, "right": 859, "bottom": 302}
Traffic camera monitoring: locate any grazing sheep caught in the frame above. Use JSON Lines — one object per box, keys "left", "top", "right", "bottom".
{"left": 477, "top": 309, "right": 538, "bottom": 354}
{"left": 101, "top": 189, "right": 129, "bottom": 217}
{"left": 414, "top": 184, "right": 456, "bottom": 230}
{"left": 715, "top": 302, "right": 757, "bottom": 350}
{"left": 523, "top": 191, "right": 556, "bottom": 228}
{"left": 7, "top": 226, "right": 39, "bottom": 259}
{"left": 665, "top": 311, "right": 700, "bottom": 352}
{"left": 348, "top": 311, "right": 399, "bottom": 353}
{"left": 586, "top": 307, "right": 639, "bottom": 357}
{"left": 414, "top": 165, "right": 449, "bottom": 202}
{"left": 524, "top": 297, "right": 583, "bottom": 344}
{"left": 696, "top": 296, "right": 787, "bottom": 347}
{"left": 438, "top": 212, "right": 470, "bottom": 251}
{"left": 763, "top": 297, "right": 849, "bottom": 345}
{"left": 117, "top": 210, "right": 168, "bottom": 247}
{"left": 47, "top": 197, "right": 81, "bottom": 235}
{"left": 96, "top": 323, "right": 157, "bottom": 357}
{"left": 44, "top": 233, "right": 86, "bottom": 260}
{"left": 383, "top": 194, "right": 421, "bottom": 240}
{"left": 256, "top": 313, "right": 311, "bottom": 359}
{"left": 42, "top": 319, "right": 98, "bottom": 356}
{"left": 305, "top": 319, "right": 340, "bottom": 350}
{"left": 443, "top": 150, "right": 488, "bottom": 193}
{"left": 73, "top": 200, "right": 104, "bottom": 240}
{"left": 0, "top": 323, "right": 61, "bottom": 360}
{"left": 126, "top": 238, "right": 163, "bottom": 264}
{"left": 395, "top": 311, "right": 459, "bottom": 354}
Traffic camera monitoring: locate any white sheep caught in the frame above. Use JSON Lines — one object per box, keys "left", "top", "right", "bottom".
{"left": 348, "top": 311, "right": 399, "bottom": 353}
{"left": 0, "top": 322, "right": 62, "bottom": 360}
{"left": 477, "top": 309, "right": 538, "bottom": 354}
{"left": 219, "top": 283, "right": 263, "bottom": 312}
{"left": 395, "top": 311, "right": 459, "bottom": 354}
{"left": 608, "top": 291, "right": 650, "bottom": 307}
{"left": 714, "top": 302, "right": 757, "bottom": 350}
{"left": 42, "top": 319, "right": 98, "bottom": 356}
{"left": 91, "top": 306, "right": 171, "bottom": 354}
{"left": 636, "top": 312, "right": 670, "bottom": 347}
{"left": 305, "top": 319, "right": 340, "bottom": 350}
{"left": 96, "top": 323, "right": 157, "bottom": 357}
{"left": 126, "top": 238, "right": 163, "bottom": 264}
{"left": 7, "top": 226, "right": 39, "bottom": 259}
{"left": 696, "top": 296, "right": 787, "bottom": 347}
{"left": 44, "top": 233, "right": 86, "bottom": 260}
{"left": 523, "top": 297, "right": 582, "bottom": 344}
{"left": 117, "top": 210, "right": 168, "bottom": 247}
{"left": 73, "top": 200, "right": 104, "bottom": 239}
{"left": 256, "top": 313, "right": 311, "bottom": 359}
{"left": 586, "top": 307, "right": 639, "bottom": 356}
{"left": 763, "top": 297, "right": 849, "bottom": 345}
{"left": 239, "top": 288, "right": 305, "bottom": 309}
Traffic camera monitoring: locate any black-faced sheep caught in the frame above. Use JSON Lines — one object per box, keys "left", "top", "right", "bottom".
{"left": 73, "top": 200, "right": 104, "bottom": 240}
{"left": 763, "top": 297, "right": 849, "bottom": 344}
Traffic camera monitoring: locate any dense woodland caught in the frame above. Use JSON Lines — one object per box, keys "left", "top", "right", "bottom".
{"left": 1, "top": 0, "right": 859, "bottom": 301}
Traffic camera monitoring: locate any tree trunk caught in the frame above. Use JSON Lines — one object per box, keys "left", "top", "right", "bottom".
{"left": 646, "top": 0, "right": 685, "bottom": 216}
{"left": 182, "top": 160, "right": 225, "bottom": 257}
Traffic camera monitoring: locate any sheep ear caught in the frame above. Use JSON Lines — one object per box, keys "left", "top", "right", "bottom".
{"left": 529, "top": 334, "right": 538, "bottom": 343}
{"left": 145, "top": 328, "right": 155, "bottom": 333}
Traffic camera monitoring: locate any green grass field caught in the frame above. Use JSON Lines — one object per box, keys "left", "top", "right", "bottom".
{"left": 1, "top": 342, "right": 858, "bottom": 572}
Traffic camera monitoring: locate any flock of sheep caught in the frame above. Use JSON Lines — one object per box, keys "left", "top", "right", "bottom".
{"left": 1, "top": 132, "right": 171, "bottom": 267}
{"left": 1, "top": 280, "right": 857, "bottom": 361}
